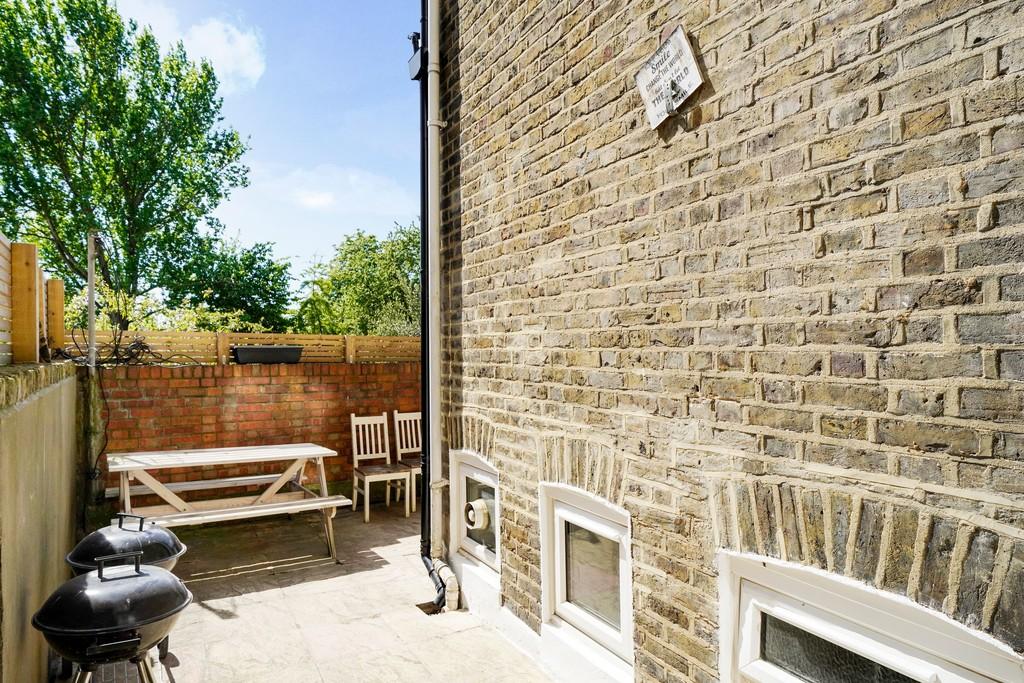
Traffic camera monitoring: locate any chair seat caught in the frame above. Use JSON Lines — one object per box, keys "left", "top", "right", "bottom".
{"left": 398, "top": 458, "right": 422, "bottom": 472}
{"left": 355, "top": 464, "right": 408, "bottom": 478}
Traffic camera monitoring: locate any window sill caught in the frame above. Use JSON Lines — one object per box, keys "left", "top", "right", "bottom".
{"left": 540, "top": 617, "right": 633, "bottom": 683}
{"left": 450, "top": 548, "right": 500, "bottom": 616}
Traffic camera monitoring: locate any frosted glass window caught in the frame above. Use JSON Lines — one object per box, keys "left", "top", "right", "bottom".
{"left": 465, "top": 477, "right": 495, "bottom": 552}
{"left": 565, "top": 521, "right": 620, "bottom": 628}
{"left": 761, "top": 614, "right": 916, "bottom": 683}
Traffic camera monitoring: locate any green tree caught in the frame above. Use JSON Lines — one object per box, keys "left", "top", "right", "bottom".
{"left": 161, "top": 238, "right": 292, "bottom": 331}
{"left": 0, "top": 0, "right": 282, "bottom": 329}
{"left": 64, "top": 281, "right": 269, "bottom": 333}
{"left": 294, "top": 223, "right": 421, "bottom": 336}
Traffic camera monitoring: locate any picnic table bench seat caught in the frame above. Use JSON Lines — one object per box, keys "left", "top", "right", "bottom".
{"left": 148, "top": 494, "right": 353, "bottom": 527}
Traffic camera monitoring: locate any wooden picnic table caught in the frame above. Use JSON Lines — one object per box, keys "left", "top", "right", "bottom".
{"left": 107, "top": 443, "right": 352, "bottom": 562}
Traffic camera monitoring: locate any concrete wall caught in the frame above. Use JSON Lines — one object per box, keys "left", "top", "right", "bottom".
{"left": 0, "top": 364, "right": 79, "bottom": 683}
{"left": 438, "top": 0, "right": 1024, "bottom": 680}
{"left": 101, "top": 362, "right": 421, "bottom": 487}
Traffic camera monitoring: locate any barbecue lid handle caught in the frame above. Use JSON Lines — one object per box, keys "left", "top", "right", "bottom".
{"left": 94, "top": 551, "right": 143, "bottom": 579}
{"left": 116, "top": 512, "right": 147, "bottom": 531}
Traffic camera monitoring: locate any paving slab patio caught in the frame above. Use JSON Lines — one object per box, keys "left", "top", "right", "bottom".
{"left": 98, "top": 505, "right": 552, "bottom": 683}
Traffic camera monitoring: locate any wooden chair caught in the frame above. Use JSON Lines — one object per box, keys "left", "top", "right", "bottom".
{"left": 393, "top": 410, "right": 423, "bottom": 512}
{"left": 351, "top": 413, "right": 410, "bottom": 522}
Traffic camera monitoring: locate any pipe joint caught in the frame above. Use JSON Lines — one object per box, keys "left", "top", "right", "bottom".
{"left": 433, "top": 559, "right": 460, "bottom": 612}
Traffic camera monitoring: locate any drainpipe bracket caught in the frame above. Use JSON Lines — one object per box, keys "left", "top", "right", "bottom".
{"left": 427, "top": 119, "right": 449, "bottom": 129}
{"left": 430, "top": 478, "right": 449, "bottom": 491}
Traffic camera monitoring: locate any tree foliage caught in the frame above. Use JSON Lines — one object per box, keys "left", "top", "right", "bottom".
{"left": 65, "top": 280, "right": 268, "bottom": 333}
{"left": 160, "top": 238, "right": 291, "bottom": 331}
{"left": 293, "top": 223, "right": 420, "bottom": 336}
{"left": 0, "top": 0, "right": 288, "bottom": 330}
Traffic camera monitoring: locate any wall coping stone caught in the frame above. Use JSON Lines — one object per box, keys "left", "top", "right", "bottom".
{"left": 0, "top": 362, "right": 77, "bottom": 413}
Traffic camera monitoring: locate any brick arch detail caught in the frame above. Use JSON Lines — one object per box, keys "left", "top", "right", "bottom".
{"left": 444, "top": 413, "right": 498, "bottom": 465}
{"left": 539, "top": 434, "right": 629, "bottom": 507}
{"left": 707, "top": 469, "right": 1024, "bottom": 654}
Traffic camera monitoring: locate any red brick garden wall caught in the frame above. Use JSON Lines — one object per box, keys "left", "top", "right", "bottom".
{"left": 100, "top": 362, "right": 421, "bottom": 491}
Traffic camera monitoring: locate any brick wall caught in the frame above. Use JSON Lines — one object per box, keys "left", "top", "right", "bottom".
{"left": 101, "top": 363, "right": 420, "bottom": 488}
{"left": 438, "top": 0, "right": 1024, "bottom": 680}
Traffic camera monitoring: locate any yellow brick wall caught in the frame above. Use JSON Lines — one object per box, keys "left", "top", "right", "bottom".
{"left": 438, "top": 1, "right": 1024, "bottom": 679}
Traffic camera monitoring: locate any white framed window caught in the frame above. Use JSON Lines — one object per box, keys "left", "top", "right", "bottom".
{"left": 450, "top": 450, "right": 499, "bottom": 570}
{"left": 719, "top": 551, "right": 1024, "bottom": 683}
{"left": 540, "top": 483, "right": 633, "bottom": 670}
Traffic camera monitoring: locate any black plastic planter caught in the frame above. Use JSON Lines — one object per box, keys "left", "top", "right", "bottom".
{"left": 231, "top": 345, "right": 303, "bottom": 364}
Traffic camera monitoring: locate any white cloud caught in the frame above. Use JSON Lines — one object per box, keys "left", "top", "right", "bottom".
{"left": 182, "top": 19, "right": 265, "bottom": 94}
{"left": 117, "top": 0, "right": 265, "bottom": 94}
{"left": 267, "top": 165, "right": 417, "bottom": 218}
{"left": 117, "top": 0, "right": 177, "bottom": 38}
{"left": 214, "top": 162, "right": 419, "bottom": 275}
{"left": 293, "top": 189, "right": 336, "bottom": 210}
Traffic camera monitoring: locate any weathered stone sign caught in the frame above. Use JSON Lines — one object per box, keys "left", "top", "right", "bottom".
{"left": 635, "top": 27, "right": 703, "bottom": 129}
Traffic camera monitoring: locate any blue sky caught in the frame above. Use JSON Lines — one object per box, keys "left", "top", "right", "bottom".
{"left": 117, "top": 0, "right": 421, "bottom": 282}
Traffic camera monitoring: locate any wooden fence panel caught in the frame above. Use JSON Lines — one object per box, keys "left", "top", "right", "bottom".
{"left": 62, "top": 329, "right": 420, "bottom": 365}
{"left": 349, "top": 336, "right": 421, "bottom": 363}
{"left": 11, "top": 243, "right": 39, "bottom": 363}
{"left": 46, "top": 279, "right": 65, "bottom": 349}
{"left": 0, "top": 239, "right": 65, "bottom": 365}
{"left": 80, "top": 330, "right": 220, "bottom": 364}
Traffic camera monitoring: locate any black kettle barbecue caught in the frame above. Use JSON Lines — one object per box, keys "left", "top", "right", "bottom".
{"left": 65, "top": 512, "right": 188, "bottom": 661}
{"left": 66, "top": 513, "right": 187, "bottom": 575}
{"left": 33, "top": 551, "right": 192, "bottom": 683}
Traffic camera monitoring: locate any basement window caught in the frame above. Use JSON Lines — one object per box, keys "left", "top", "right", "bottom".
{"left": 540, "top": 483, "right": 633, "bottom": 672}
{"left": 450, "top": 450, "right": 499, "bottom": 570}
{"left": 758, "top": 612, "right": 914, "bottom": 682}
{"left": 719, "top": 552, "right": 1024, "bottom": 683}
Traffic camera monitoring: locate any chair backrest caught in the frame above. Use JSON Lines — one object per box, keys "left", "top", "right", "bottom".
{"left": 393, "top": 410, "right": 422, "bottom": 458}
{"left": 351, "top": 413, "right": 391, "bottom": 466}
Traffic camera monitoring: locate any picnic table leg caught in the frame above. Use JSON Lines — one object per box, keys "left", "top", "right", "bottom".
{"left": 314, "top": 456, "right": 336, "bottom": 558}
{"left": 256, "top": 458, "right": 308, "bottom": 504}
{"left": 120, "top": 471, "right": 132, "bottom": 513}
{"left": 132, "top": 469, "right": 192, "bottom": 512}
{"left": 321, "top": 509, "right": 338, "bottom": 563}
{"left": 315, "top": 456, "right": 329, "bottom": 497}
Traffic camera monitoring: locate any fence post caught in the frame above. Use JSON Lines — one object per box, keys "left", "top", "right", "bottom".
{"left": 38, "top": 268, "right": 48, "bottom": 349}
{"left": 11, "top": 243, "right": 39, "bottom": 363}
{"left": 46, "top": 279, "right": 65, "bottom": 349}
{"left": 216, "top": 333, "right": 229, "bottom": 365}
{"left": 345, "top": 335, "right": 355, "bottom": 363}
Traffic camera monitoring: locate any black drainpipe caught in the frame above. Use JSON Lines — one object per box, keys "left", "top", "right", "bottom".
{"left": 410, "top": 6, "right": 445, "bottom": 607}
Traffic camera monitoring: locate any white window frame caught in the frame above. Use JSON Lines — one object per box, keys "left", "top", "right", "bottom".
{"left": 449, "top": 450, "right": 499, "bottom": 571}
{"left": 718, "top": 551, "right": 1024, "bottom": 683}
{"left": 540, "top": 483, "right": 634, "bottom": 669}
